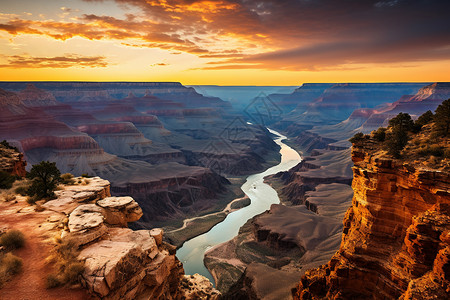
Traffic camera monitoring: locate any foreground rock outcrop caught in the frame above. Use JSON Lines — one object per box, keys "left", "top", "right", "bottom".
{"left": 0, "top": 176, "right": 220, "bottom": 299}
{"left": 293, "top": 135, "right": 450, "bottom": 299}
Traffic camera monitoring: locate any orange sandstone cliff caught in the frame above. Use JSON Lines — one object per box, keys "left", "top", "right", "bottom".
{"left": 293, "top": 137, "right": 450, "bottom": 299}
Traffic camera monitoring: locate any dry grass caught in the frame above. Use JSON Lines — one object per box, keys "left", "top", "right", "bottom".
{"left": 45, "top": 239, "right": 84, "bottom": 289}
{"left": 0, "top": 192, "right": 16, "bottom": 202}
{"left": 0, "top": 230, "right": 25, "bottom": 250}
{"left": 0, "top": 253, "right": 23, "bottom": 287}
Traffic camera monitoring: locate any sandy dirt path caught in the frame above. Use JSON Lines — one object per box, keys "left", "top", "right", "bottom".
{"left": 0, "top": 199, "right": 88, "bottom": 300}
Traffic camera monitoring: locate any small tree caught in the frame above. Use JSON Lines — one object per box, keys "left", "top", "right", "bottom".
{"left": 433, "top": 99, "right": 450, "bottom": 136}
{"left": 388, "top": 112, "right": 414, "bottom": 131}
{"left": 384, "top": 112, "right": 413, "bottom": 158}
{"left": 0, "top": 171, "right": 16, "bottom": 189}
{"left": 27, "top": 161, "right": 61, "bottom": 200}
{"left": 412, "top": 110, "right": 434, "bottom": 133}
{"left": 385, "top": 129, "right": 408, "bottom": 158}
{"left": 349, "top": 132, "right": 366, "bottom": 144}
{"left": 372, "top": 127, "right": 387, "bottom": 142}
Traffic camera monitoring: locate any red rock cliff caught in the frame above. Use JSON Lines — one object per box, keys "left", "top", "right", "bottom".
{"left": 293, "top": 139, "right": 450, "bottom": 299}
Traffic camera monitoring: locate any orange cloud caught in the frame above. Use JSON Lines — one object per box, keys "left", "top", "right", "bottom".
{"left": 0, "top": 54, "right": 108, "bottom": 68}
{"left": 0, "top": 0, "right": 449, "bottom": 72}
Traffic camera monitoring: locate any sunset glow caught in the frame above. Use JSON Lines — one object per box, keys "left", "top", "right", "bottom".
{"left": 1, "top": 0, "right": 449, "bottom": 85}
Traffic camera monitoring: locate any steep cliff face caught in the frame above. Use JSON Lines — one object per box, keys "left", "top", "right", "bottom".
{"left": 0, "top": 143, "right": 26, "bottom": 177}
{"left": 293, "top": 139, "right": 450, "bottom": 299}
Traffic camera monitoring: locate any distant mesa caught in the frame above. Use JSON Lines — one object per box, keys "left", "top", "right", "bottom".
{"left": 18, "top": 83, "right": 58, "bottom": 107}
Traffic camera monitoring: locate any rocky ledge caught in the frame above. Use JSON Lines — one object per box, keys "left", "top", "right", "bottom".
{"left": 293, "top": 138, "right": 450, "bottom": 299}
{"left": 0, "top": 143, "right": 27, "bottom": 177}
{"left": 36, "top": 177, "right": 219, "bottom": 299}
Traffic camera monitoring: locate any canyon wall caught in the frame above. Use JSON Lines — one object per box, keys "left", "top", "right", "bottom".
{"left": 293, "top": 138, "right": 450, "bottom": 299}
{"left": 0, "top": 143, "right": 26, "bottom": 177}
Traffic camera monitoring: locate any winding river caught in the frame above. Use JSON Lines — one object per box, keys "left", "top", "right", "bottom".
{"left": 176, "top": 128, "right": 302, "bottom": 284}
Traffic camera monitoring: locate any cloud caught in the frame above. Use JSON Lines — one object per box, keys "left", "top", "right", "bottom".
{"left": 150, "top": 62, "right": 169, "bottom": 66}
{"left": 0, "top": 54, "right": 109, "bottom": 68}
{"left": 0, "top": 0, "right": 449, "bottom": 70}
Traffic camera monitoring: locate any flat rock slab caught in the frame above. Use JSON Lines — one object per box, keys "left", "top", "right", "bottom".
{"left": 68, "top": 204, "right": 104, "bottom": 233}
{"left": 97, "top": 196, "right": 134, "bottom": 209}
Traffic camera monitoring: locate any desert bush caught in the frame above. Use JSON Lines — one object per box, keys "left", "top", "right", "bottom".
{"left": 26, "top": 195, "right": 37, "bottom": 205}
{"left": 81, "top": 173, "right": 91, "bottom": 178}
{"left": 1, "top": 253, "right": 23, "bottom": 275}
{"left": 46, "top": 239, "right": 84, "bottom": 288}
{"left": 0, "top": 230, "right": 25, "bottom": 250}
{"left": 60, "top": 173, "right": 75, "bottom": 185}
{"left": 46, "top": 274, "right": 61, "bottom": 289}
{"left": 62, "top": 262, "right": 85, "bottom": 284}
{"left": 0, "top": 171, "right": 16, "bottom": 189}
{"left": 27, "top": 161, "right": 61, "bottom": 200}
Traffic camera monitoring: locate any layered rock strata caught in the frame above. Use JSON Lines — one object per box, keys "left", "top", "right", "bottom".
{"left": 0, "top": 143, "right": 26, "bottom": 177}
{"left": 293, "top": 139, "right": 450, "bottom": 299}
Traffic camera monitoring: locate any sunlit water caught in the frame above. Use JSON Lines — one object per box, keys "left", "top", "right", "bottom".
{"left": 176, "top": 128, "right": 302, "bottom": 285}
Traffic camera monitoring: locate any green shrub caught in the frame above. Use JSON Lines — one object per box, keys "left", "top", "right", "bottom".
{"left": 349, "top": 132, "right": 366, "bottom": 144}
{"left": 0, "top": 171, "right": 16, "bottom": 189}
{"left": 1, "top": 253, "right": 23, "bottom": 275}
{"left": 81, "top": 173, "right": 91, "bottom": 178}
{"left": 372, "top": 127, "right": 387, "bottom": 142}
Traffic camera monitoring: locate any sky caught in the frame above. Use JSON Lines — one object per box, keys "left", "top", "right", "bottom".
{"left": 0, "top": 0, "right": 449, "bottom": 85}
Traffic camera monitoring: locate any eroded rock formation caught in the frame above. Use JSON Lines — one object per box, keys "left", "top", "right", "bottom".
{"left": 0, "top": 143, "right": 26, "bottom": 177}
{"left": 293, "top": 138, "right": 450, "bottom": 299}
{"left": 40, "top": 177, "right": 220, "bottom": 299}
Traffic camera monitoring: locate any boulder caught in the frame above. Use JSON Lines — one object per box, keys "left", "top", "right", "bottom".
{"left": 97, "top": 196, "right": 142, "bottom": 226}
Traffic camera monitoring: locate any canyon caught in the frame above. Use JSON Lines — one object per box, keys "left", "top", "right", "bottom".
{"left": 293, "top": 128, "right": 450, "bottom": 299}
{"left": 198, "top": 82, "right": 450, "bottom": 299}
{"left": 1, "top": 81, "right": 449, "bottom": 299}
{"left": 0, "top": 83, "right": 279, "bottom": 227}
